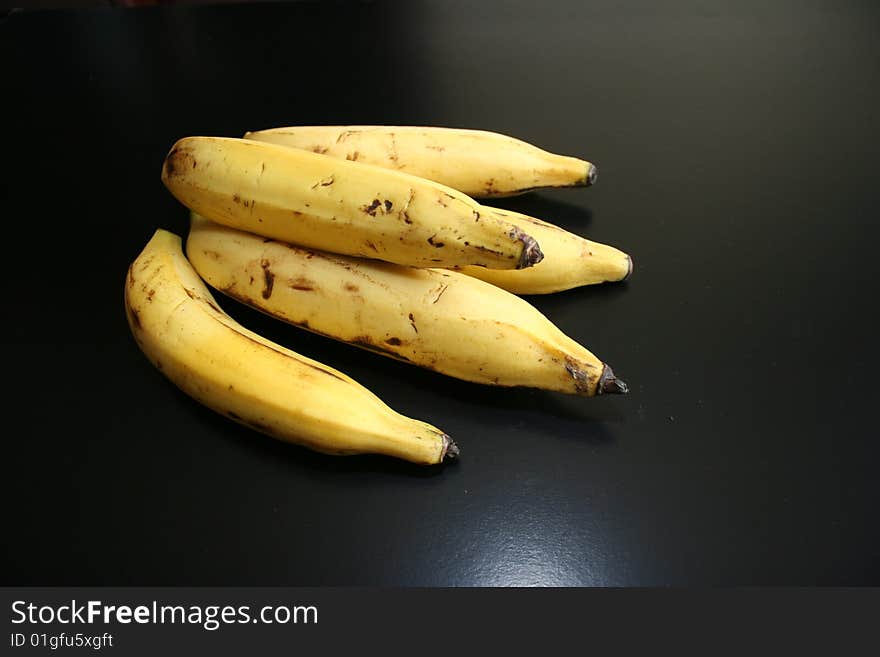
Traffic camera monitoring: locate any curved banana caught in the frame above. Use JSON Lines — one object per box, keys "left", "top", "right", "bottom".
{"left": 244, "top": 125, "right": 595, "bottom": 198}
{"left": 124, "top": 228, "right": 457, "bottom": 465}
{"left": 161, "top": 136, "right": 542, "bottom": 270}
{"left": 186, "top": 214, "right": 628, "bottom": 397}
{"left": 456, "top": 207, "right": 632, "bottom": 294}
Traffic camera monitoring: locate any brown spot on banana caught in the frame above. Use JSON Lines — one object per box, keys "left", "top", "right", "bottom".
{"left": 385, "top": 337, "right": 403, "bottom": 346}
{"left": 408, "top": 313, "right": 418, "bottom": 333}
{"left": 162, "top": 148, "right": 180, "bottom": 178}
{"left": 565, "top": 358, "right": 629, "bottom": 396}
{"left": 348, "top": 336, "right": 413, "bottom": 363}
{"left": 564, "top": 357, "right": 593, "bottom": 394}
{"left": 289, "top": 277, "right": 316, "bottom": 291}
{"left": 161, "top": 146, "right": 192, "bottom": 178}
{"left": 388, "top": 132, "right": 399, "bottom": 165}
{"left": 344, "top": 283, "right": 360, "bottom": 292}
{"left": 260, "top": 259, "right": 275, "bottom": 299}
{"left": 138, "top": 255, "right": 155, "bottom": 272}
{"left": 473, "top": 244, "right": 505, "bottom": 258}
{"left": 311, "top": 175, "right": 335, "bottom": 189}
{"left": 362, "top": 199, "right": 382, "bottom": 216}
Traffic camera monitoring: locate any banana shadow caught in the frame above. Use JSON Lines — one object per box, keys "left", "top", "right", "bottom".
{"left": 407, "top": 374, "right": 624, "bottom": 444}
{"left": 524, "top": 276, "right": 632, "bottom": 316}
{"left": 484, "top": 193, "right": 594, "bottom": 233}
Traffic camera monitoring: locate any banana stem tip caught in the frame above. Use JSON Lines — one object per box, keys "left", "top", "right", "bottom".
{"left": 512, "top": 228, "right": 544, "bottom": 269}
{"left": 442, "top": 435, "right": 460, "bottom": 461}
{"left": 587, "top": 163, "right": 598, "bottom": 186}
{"left": 598, "top": 364, "right": 628, "bottom": 395}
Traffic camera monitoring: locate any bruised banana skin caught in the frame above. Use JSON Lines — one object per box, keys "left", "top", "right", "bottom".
{"left": 161, "top": 136, "right": 542, "bottom": 270}
{"left": 244, "top": 125, "right": 595, "bottom": 198}
{"left": 186, "top": 214, "right": 628, "bottom": 396}
{"left": 456, "top": 207, "right": 633, "bottom": 294}
{"left": 124, "top": 229, "right": 456, "bottom": 465}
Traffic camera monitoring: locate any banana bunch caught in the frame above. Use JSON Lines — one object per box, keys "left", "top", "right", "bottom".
{"left": 127, "top": 126, "right": 631, "bottom": 465}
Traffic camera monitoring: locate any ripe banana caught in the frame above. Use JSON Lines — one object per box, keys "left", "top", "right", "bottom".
{"left": 244, "top": 125, "right": 595, "bottom": 198}
{"left": 160, "top": 136, "right": 543, "bottom": 270}
{"left": 124, "top": 228, "right": 457, "bottom": 465}
{"left": 186, "top": 214, "right": 628, "bottom": 397}
{"left": 456, "top": 207, "right": 632, "bottom": 294}
{"left": 242, "top": 131, "right": 631, "bottom": 294}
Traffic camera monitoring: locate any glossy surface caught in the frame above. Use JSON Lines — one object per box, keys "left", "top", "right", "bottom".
{"left": 3, "top": 0, "right": 878, "bottom": 585}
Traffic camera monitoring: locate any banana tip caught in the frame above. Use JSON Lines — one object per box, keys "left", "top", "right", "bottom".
{"left": 586, "top": 163, "right": 598, "bottom": 186}
{"left": 512, "top": 228, "right": 544, "bottom": 269}
{"left": 598, "top": 364, "right": 628, "bottom": 395}
{"left": 623, "top": 254, "right": 633, "bottom": 281}
{"left": 442, "top": 434, "right": 460, "bottom": 461}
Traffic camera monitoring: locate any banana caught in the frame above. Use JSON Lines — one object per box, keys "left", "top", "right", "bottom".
{"left": 456, "top": 207, "right": 632, "bottom": 294}
{"left": 161, "top": 136, "right": 543, "bottom": 270}
{"left": 244, "top": 125, "right": 595, "bottom": 198}
{"left": 186, "top": 214, "right": 629, "bottom": 397}
{"left": 241, "top": 132, "right": 631, "bottom": 294}
{"left": 124, "top": 228, "right": 457, "bottom": 465}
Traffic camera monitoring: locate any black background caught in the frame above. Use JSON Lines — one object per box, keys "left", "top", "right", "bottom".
{"left": 3, "top": 0, "right": 878, "bottom": 586}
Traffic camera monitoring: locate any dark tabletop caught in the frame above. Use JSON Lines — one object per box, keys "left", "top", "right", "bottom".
{"left": 3, "top": 0, "right": 878, "bottom": 586}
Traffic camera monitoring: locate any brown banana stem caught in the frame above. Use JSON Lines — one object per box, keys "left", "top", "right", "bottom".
{"left": 513, "top": 228, "right": 545, "bottom": 269}
{"left": 586, "top": 163, "right": 598, "bottom": 186}
{"left": 598, "top": 364, "right": 629, "bottom": 395}
{"left": 442, "top": 435, "right": 460, "bottom": 461}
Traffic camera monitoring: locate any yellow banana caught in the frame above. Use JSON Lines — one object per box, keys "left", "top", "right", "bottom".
{"left": 242, "top": 132, "right": 631, "bottom": 294}
{"left": 244, "top": 125, "right": 595, "bottom": 197}
{"left": 186, "top": 214, "right": 628, "bottom": 397}
{"left": 456, "top": 207, "right": 632, "bottom": 294}
{"left": 125, "top": 228, "right": 457, "bottom": 465}
{"left": 161, "top": 136, "right": 543, "bottom": 270}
